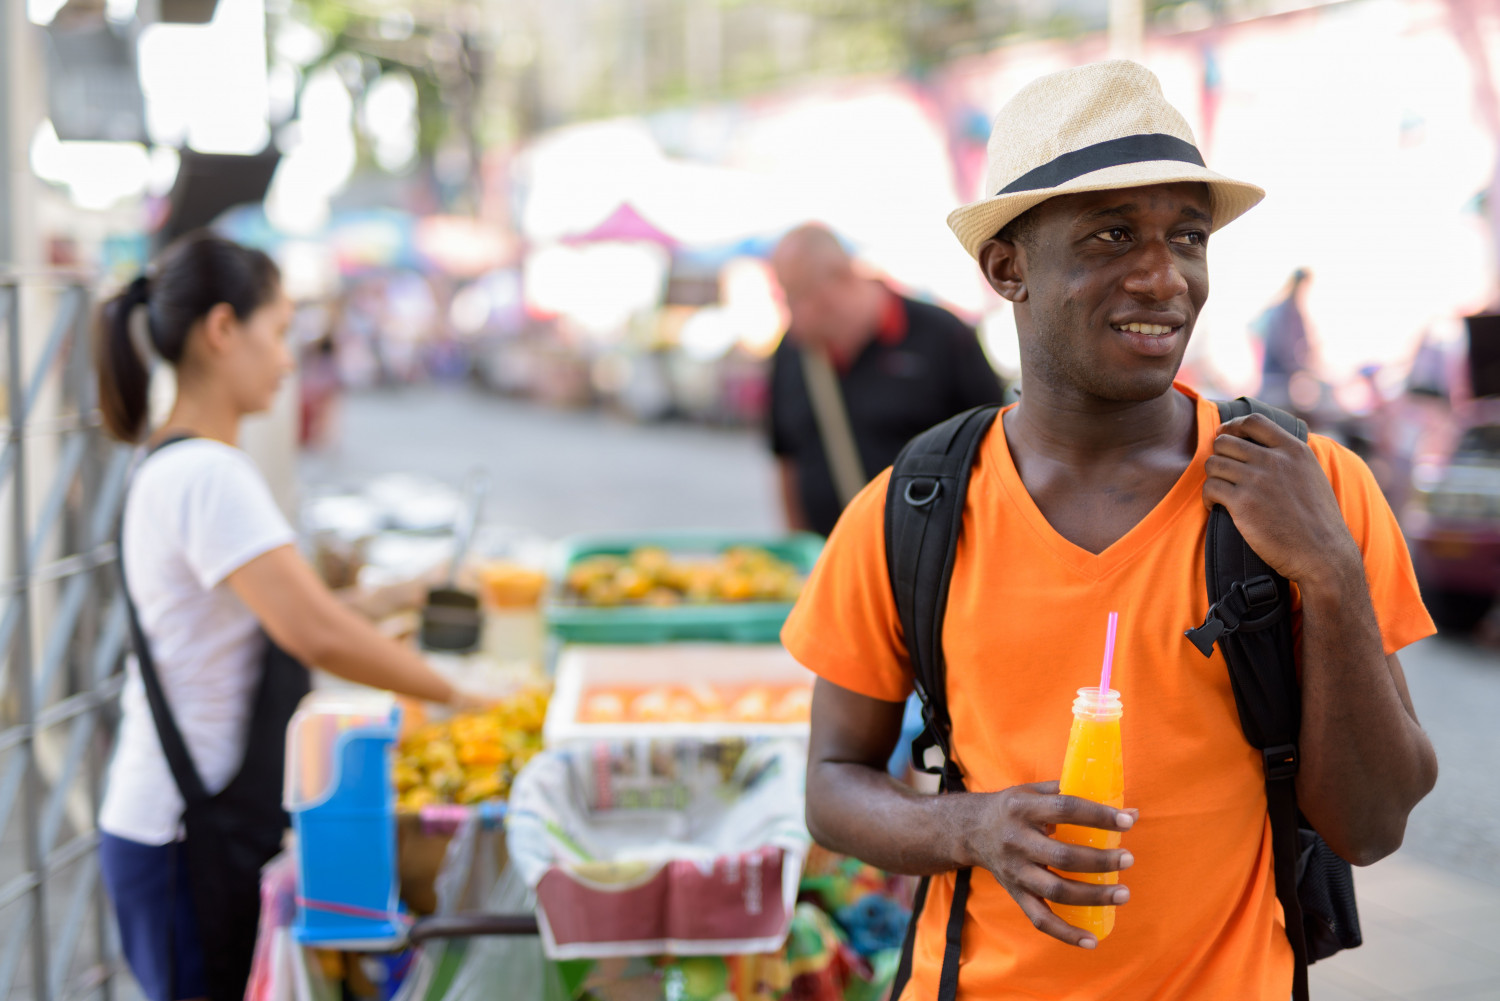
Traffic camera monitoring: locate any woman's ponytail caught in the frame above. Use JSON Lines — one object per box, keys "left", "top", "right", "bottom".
{"left": 92, "top": 232, "right": 280, "bottom": 444}
{"left": 95, "top": 275, "right": 153, "bottom": 443}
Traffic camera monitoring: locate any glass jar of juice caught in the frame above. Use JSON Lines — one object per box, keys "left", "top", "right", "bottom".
{"left": 1050, "top": 686, "right": 1124, "bottom": 941}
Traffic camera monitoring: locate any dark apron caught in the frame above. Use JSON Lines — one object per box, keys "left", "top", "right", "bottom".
{"left": 118, "top": 436, "right": 310, "bottom": 1001}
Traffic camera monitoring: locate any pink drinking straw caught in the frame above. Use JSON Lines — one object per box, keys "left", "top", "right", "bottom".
{"left": 1098, "top": 611, "right": 1119, "bottom": 697}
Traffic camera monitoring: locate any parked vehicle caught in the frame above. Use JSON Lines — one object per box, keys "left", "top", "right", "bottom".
{"left": 1401, "top": 314, "right": 1500, "bottom": 632}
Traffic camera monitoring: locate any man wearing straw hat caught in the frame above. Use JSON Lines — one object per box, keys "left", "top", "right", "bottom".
{"left": 784, "top": 60, "right": 1437, "bottom": 999}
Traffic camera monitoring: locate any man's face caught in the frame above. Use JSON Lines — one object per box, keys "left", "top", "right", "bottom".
{"left": 989, "top": 182, "right": 1212, "bottom": 403}
{"left": 774, "top": 260, "right": 864, "bottom": 350}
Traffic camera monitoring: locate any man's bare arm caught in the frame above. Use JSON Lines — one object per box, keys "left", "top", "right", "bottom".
{"left": 807, "top": 678, "right": 1137, "bottom": 948}
{"left": 1204, "top": 415, "right": 1438, "bottom": 865}
{"left": 1295, "top": 583, "right": 1436, "bottom": 863}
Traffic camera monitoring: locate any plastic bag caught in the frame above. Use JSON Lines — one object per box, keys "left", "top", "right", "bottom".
{"left": 246, "top": 852, "right": 339, "bottom": 1001}
{"left": 508, "top": 738, "right": 811, "bottom": 960}
{"left": 394, "top": 810, "right": 567, "bottom": 1001}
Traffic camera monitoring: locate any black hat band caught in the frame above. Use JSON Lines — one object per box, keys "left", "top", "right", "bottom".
{"left": 997, "top": 133, "right": 1205, "bottom": 196}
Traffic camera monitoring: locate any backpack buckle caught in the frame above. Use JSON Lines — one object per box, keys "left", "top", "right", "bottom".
{"left": 1185, "top": 576, "right": 1284, "bottom": 658}
{"left": 1184, "top": 614, "right": 1226, "bottom": 657}
{"left": 909, "top": 724, "right": 946, "bottom": 777}
{"left": 1185, "top": 587, "right": 1245, "bottom": 656}
{"left": 1263, "top": 743, "right": 1298, "bottom": 781}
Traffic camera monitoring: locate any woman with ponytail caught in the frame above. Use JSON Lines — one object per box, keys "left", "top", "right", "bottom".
{"left": 95, "top": 232, "right": 480, "bottom": 1001}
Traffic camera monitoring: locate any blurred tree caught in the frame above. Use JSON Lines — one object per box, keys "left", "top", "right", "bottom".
{"left": 277, "top": 0, "right": 488, "bottom": 208}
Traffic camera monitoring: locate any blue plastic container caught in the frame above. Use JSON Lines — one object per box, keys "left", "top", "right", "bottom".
{"left": 285, "top": 693, "right": 403, "bottom": 948}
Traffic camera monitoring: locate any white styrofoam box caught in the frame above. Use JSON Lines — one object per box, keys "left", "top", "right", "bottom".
{"left": 544, "top": 643, "right": 814, "bottom": 746}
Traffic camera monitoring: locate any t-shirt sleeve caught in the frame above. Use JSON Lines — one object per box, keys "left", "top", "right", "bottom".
{"left": 947, "top": 318, "right": 1006, "bottom": 411}
{"left": 1313, "top": 435, "right": 1436, "bottom": 655}
{"left": 781, "top": 468, "right": 913, "bottom": 702}
{"left": 177, "top": 449, "right": 298, "bottom": 590}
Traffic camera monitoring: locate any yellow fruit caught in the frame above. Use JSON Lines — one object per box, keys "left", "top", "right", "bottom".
{"left": 716, "top": 573, "right": 756, "bottom": 602}
{"left": 615, "top": 567, "right": 653, "bottom": 600}
{"left": 392, "top": 762, "right": 423, "bottom": 793}
{"left": 630, "top": 547, "right": 672, "bottom": 578}
{"left": 584, "top": 578, "right": 625, "bottom": 607}
{"left": 457, "top": 773, "right": 504, "bottom": 804}
{"left": 643, "top": 587, "right": 682, "bottom": 607}
{"left": 398, "top": 787, "right": 438, "bottom": 812}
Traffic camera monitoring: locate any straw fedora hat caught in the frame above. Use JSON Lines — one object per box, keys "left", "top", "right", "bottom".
{"left": 947, "top": 60, "right": 1264, "bottom": 260}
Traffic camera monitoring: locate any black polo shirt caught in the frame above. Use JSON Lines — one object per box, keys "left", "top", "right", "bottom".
{"left": 769, "top": 292, "right": 1006, "bottom": 536}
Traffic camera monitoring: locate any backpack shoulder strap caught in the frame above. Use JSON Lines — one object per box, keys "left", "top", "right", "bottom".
{"left": 1215, "top": 395, "right": 1308, "bottom": 441}
{"left": 883, "top": 404, "right": 997, "bottom": 1001}
{"left": 118, "top": 434, "right": 212, "bottom": 807}
{"left": 884, "top": 404, "right": 1000, "bottom": 786}
{"left": 1195, "top": 396, "right": 1313, "bottom": 1001}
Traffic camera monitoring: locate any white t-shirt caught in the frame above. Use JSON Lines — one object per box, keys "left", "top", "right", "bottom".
{"left": 100, "top": 439, "right": 297, "bottom": 846}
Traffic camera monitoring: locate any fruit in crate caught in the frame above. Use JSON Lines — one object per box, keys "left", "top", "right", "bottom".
{"left": 578, "top": 682, "right": 813, "bottom": 724}
{"left": 394, "top": 687, "right": 549, "bottom": 811}
{"left": 563, "top": 546, "right": 803, "bottom": 607}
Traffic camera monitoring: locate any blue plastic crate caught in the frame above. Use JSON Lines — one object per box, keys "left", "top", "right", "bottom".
{"left": 288, "top": 703, "right": 403, "bottom": 948}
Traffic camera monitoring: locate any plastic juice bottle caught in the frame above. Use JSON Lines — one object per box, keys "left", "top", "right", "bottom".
{"left": 1050, "top": 686, "right": 1124, "bottom": 941}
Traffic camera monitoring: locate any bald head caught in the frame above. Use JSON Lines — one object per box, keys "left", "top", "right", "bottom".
{"left": 771, "top": 224, "right": 853, "bottom": 284}
{"left": 772, "top": 224, "right": 878, "bottom": 352}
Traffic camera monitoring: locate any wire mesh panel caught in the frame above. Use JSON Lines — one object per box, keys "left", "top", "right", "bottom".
{"left": 0, "top": 275, "right": 131, "bottom": 1001}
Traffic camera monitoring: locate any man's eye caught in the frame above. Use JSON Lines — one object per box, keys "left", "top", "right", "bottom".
{"left": 1097, "top": 228, "right": 1129, "bottom": 243}
{"left": 1172, "top": 231, "right": 1207, "bottom": 246}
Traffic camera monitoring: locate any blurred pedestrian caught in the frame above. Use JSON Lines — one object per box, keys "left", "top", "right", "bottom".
{"left": 767, "top": 224, "right": 1005, "bottom": 536}
{"left": 94, "top": 232, "right": 485, "bottom": 1001}
{"left": 298, "top": 333, "right": 341, "bottom": 450}
{"left": 1256, "top": 266, "right": 1314, "bottom": 409}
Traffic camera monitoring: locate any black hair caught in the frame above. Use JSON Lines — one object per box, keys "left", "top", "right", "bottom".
{"left": 95, "top": 230, "right": 280, "bottom": 443}
{"left": 996, "top": 205, "right": 1041, "bottom": 249}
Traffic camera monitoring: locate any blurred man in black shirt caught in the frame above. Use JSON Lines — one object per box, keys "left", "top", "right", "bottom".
{"left": 768, "top": 225, "right": 1006, "bottom": 536}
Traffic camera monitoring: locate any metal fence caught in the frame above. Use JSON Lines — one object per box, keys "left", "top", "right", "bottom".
{"left": 0, "top": 273, "right": 131, "bottom": 1001}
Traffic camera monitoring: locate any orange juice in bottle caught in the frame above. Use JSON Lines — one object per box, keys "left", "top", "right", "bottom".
{"left": 1051, "top": 686, "right": 1124, "bottom": 941}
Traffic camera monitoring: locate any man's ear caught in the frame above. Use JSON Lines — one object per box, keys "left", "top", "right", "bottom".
{"left": 979, "top": 238, "right": 1027, "bottom": 303}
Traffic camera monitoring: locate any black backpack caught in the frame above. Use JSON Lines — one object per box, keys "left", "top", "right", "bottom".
{"left": 882, "top": 397, "right": 1360, "bottom": 1001}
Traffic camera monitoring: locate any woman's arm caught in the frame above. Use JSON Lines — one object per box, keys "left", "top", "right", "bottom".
{"left": 336, "top": 577, "right": 430, "bottom": 622}
{"left": 227, "top": 544, "right": 460, "bottom": 705}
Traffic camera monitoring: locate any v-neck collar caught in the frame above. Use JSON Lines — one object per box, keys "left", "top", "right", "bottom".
{"left": 980, "top": 383, "right": 1214, "bottom": 580}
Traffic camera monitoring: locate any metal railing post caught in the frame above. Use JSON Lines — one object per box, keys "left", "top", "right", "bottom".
{"left": 7, "top": 281, "right": 51, "bottom": 1001}
{"left": 78, "top": 285, "right": 116, "bottom": 1001}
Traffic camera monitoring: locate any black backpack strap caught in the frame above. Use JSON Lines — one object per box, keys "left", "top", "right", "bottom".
{"left": 883, "top": 404, "right": 1000, "bottom": 1001}
{"left": 1192, "top": 397, "right": 1312, "bottom": 1001}
{"left": 118, "top": 435, "right": 212, "bottom": 808}
{"left": 885, "top": 405, "right": 1000, "bottom": 785}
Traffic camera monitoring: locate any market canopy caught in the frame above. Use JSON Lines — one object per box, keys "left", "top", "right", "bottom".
{"left": 562, "top": 202, "right": 678, "bottom": 248}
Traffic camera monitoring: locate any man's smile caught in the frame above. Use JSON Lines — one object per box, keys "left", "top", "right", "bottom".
{"left": 1110, "top": 321, "right": 1177, "bottom": 335}
{"left": 1108, "top": 316, "right": 1186, "bottom": 357}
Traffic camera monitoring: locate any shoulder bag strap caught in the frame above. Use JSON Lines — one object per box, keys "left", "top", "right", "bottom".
{"left": 799, "top": 347, "right": 869, "bottom": 507}
{"left": 883, "top": 404, "right": 1000, "bottom": 1001}
{"left": 1195, "top": 397, "right": 1311, "bottom": 1001}
{"left": 117, "top": 435, "right": 211, "bottom": 808}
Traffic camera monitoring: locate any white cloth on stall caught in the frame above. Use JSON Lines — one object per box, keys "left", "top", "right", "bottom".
{"left": 100, "top": 439, "right": 296, "bottom": 846}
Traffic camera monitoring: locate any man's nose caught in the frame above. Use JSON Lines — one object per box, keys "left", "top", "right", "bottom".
{"left": 1122, "top": 238, "right": 1189, "bottom": 302}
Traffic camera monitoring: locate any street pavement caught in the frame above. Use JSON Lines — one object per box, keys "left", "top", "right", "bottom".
{"left": 305, "top": 383, "right": 1500, "bottom": 999}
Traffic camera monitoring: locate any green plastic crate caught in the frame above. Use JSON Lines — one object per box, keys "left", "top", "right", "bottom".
{"left": 544, "top": 531, "right": 825, "bottom": 644}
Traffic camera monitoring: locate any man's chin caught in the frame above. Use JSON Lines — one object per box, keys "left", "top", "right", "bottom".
{"left": 1090, "top": 365, "right": 1183, "bottom": 403}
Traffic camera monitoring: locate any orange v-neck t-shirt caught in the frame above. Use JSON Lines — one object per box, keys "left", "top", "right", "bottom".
{"left": 782, "top": 385, "right": 1434, "bottom": 1001}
